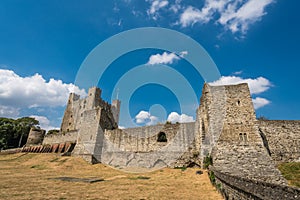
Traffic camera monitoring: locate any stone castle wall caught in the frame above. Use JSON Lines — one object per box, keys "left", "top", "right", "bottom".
{"left": 201, "top": 83, "right": 286, "bottom": 185}
{"left": 26, "top": 127, "right": 46, "bottom": 146}
{"left": 197, "top": 84, "right": 226, "bottom": 163}
{"left": 210, "top": 167, "right": 300, "bottom": 200}
{"left": 258, "top": 120, "right": 300, "bottom": 164}
{"left": 105, "top": 123, "right": 179, "bottom": 152}
{"left": 42, "top": 130, "right": 78, "bottom": 145}
{"left": 101, "top": 122, "right": 198, "bottom": 169}
{"left": 22, "top": 83, "right": 300, "bottom": 198}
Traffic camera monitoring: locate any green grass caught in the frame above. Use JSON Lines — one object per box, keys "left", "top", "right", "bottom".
{"left": 278, "top": 162, "right": 300, "bottom": 188}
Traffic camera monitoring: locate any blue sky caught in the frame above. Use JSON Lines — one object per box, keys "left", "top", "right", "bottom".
{"left": 0, "top": 0, "right": 299, "bottom": 129}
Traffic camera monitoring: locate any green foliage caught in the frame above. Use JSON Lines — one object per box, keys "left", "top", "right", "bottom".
{"left": 0, "top": 117, "right": 39, "bottom": 149}
{"left": 278, "top": 162, "right": 300, "bottom": 188}
{"left": 165, "top": 121, "right": 172, "bottom": 124}
{"left": 203, "top": 155, "right": 213, "bottom": 169}
{"left": 174, "top": 166, "right": 187, "bottom": 171}
{"left": 209, "top": 171, "right": 215, "bottom": 184}
{"left": 47, "top": 129, "right": 59, "bottom": 135}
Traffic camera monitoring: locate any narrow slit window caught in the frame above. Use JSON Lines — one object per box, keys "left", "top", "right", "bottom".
{"left": 243, "top": 133, "right": 248, "bottom": 142}
{"left": 239, "top": 133, "right": 243, "bottom": 141}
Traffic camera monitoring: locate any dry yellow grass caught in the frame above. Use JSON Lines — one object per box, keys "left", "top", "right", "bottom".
{"left": 0, "top": 153, "right": 223, "bottom": 200}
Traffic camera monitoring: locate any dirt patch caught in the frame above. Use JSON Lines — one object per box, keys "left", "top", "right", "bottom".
{"left": 0, "top": 153, "right": 223, "bottom": 200}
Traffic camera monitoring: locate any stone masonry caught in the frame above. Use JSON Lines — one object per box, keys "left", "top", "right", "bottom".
{"left": 25, "top": 83, "right": 300, "bottom": 187}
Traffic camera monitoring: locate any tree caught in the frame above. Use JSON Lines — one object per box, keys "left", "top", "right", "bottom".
{"left": 0, "top": 118, "right": 15, "bottom": 149}
{"left": 0, "top": 117, "right": 39, "bottom": 149}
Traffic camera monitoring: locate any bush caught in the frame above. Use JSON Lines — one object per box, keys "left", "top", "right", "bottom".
{"left": 203, "top": 155, "right": 213, "bottom": 169}
{"left": 209, "top": 171, "right": 215, "bottom": 184}
{"left": 174, "top": 166, "right": 187, "bottom": 171}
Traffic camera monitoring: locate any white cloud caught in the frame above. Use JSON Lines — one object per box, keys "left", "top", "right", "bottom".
{"left": 179, "top": 6, "right": 207, "bottom": 27}
{"left": 147, "top": 0, "right": 169, "bottom": 19}
{"left": 135, "top": 110, "right": 158, "bottom": 126}
{"left": 118, "top": 126, "right": 126, "bottom": 129}
{"left": 170, "top": 0, "right": 182, "bottom": 13}
{"left": 30, "top": 115, "right": 59, "bottom": 131}
{"left": 0, "top": 105, "right": 20, "bottom": 118}
{"left": 135, "top": 110, "right": 194, "bottom": 125}
{"left": 178, "top": 0, "right": 274, "bottom": 35}
{"left": 0, "top": 69, "right": 86, "bottom": 108}
{"left": 233, "top": 70, "right": 243, "bottom": 75}
{"left": 209, "top": 76, "right": 272, "bottom": 95}
{"left": 167, "top": 112, "right": 194, "bottom": 123}
{"left": 135, "top": 111, "right": 151, "bottom": 124}
{"left": 179, "top": 0, "right": 227, "bottom": 27}
{"left": 179, "top": 51, "right": 188, "bottom": 57}
{"left": 218, "top": 0, "right": 274, "bottom": 33}
{"left": 252, "top": 97, "right": 270, "bottom": 109}
{"left": 209, "top": 75, "right": 272, "bottom": 109}
{"left": 147, "top": 51, "right": 187, "bottom": 65}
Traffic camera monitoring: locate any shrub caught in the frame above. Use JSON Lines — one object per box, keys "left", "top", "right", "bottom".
{"left": 203, "top": 155, "right": 213, "bottom": 169}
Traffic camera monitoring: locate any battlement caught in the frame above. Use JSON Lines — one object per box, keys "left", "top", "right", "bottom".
{"left": 60, "top": 87, "right": 119, "bottom": 133}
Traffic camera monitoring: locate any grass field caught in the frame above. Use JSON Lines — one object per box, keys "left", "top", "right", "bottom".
{"left": 0, "top": 153, "right": 223, "bottom": 200}
{"left": 278, "top": 162, "right": 300, "bottom": 188}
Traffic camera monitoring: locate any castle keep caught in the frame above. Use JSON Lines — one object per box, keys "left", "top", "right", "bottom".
{"left": 23, "top": 83, "right": 300, "bottom": 199}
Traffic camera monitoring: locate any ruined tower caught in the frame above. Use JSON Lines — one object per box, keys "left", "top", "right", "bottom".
{"left": 58, "top": 87, "right": 120, "bottom": 163}
{"left": 197, "top": 83, "right": 286, "bottom": 185}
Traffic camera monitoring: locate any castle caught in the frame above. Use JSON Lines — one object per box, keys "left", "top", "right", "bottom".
{"left": 23, "top": 83, "right": 300, "bottom": 199}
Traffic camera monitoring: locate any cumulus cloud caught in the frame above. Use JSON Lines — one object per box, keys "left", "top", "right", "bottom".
{"left": 135, "top": 110, "right": 158, "bottom": 126}
{"left": 252, "top": 97, "right": 270, "bottom": 109}
{"left": 218, "top": 0, "right": 274, "bottom": 33}
{"left": 0, "top": 69, "right": 86, "bottom": 108}
{"left": 30, "top": 115, "right": 60, "bottom": 131}
{"left": 209, "top": 75, "right": 272, "bottom": 109}
{"left": 209, "top": 76, "right": 272, "bottom": 95}
{"left": 179, "top": 1, "right": 227, "bottom": 27}
{"left": 147, "top": 0, "right": 169, "bottom": 19}
{"left": 178, "top": 0, "right": 274, "bottom": 34}
{"left": 179, "top": 6, "right": 206, "bottom": 27}
{"left": 135, "top": 110, "right": 194, "bottom": 125}
{"left": 147, "top": 51, "right": 187, "bottom": 65}
{"left": 167, "top": 112, "right": 194, "bottom": 123}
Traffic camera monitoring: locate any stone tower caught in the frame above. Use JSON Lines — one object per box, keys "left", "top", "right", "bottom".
{"left": 86, "top": 87, "right": 102, "bottom": 108}
{"left": 58, "top": 86, "right": 120, "bottom": 163}
{"left": 60, "top": 93, "right": 80, "bottom": 133}
{"left": 197, "top": 83, "right": 286, "bottom": 185}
